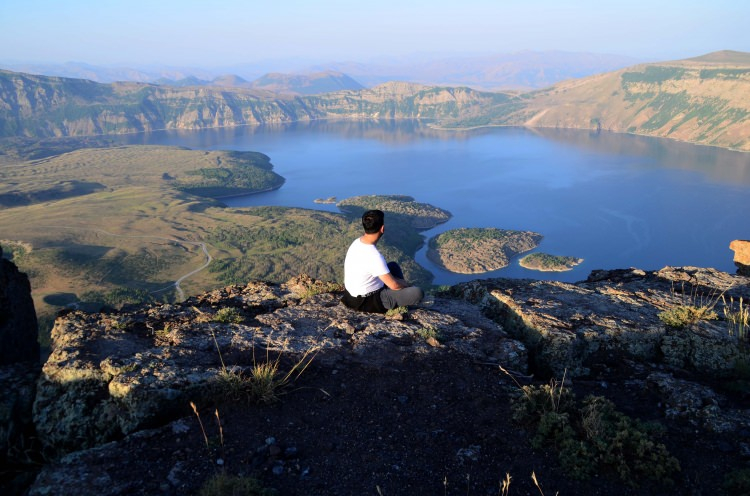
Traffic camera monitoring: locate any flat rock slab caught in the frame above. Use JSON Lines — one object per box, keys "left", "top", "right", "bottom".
{"left": 450, "top": 266, "right": 750, "bottom": 377}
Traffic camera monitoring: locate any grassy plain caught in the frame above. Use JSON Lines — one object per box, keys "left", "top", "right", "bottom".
{"left": 0, "top": 146, "right": 281, "bottom": 331}
{"left": 0, "top": 144, "right": 434, "bottom": 347}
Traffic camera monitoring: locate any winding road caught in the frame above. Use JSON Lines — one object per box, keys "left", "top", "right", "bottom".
{"left": 43, "top": 226, "right": 213, "bottom": 301}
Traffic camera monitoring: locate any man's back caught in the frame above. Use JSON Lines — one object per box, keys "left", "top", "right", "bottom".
{"left": 344, "top": 238, "right": 388, "bottom": 297}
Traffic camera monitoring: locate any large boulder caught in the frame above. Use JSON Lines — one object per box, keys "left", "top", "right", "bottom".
{"left": 0, "top": 245, "right": 39, "bottom": 365}
{"left": 730, "top": 239, "right": 750, "bottom": 275}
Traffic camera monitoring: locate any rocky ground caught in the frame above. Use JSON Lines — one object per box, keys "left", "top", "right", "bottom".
{"left": 23, "top": 351, "right": 750, "bottom": 496}
{"left": 5, "top": 268, "right": 750, "bottom": 495}
{"left": 22, "top": 350, "right": 746, "bottom": 496}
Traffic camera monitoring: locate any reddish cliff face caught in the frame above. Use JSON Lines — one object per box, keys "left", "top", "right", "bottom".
{"left": 730, "top": 239, "right": 750, "bottom": 275}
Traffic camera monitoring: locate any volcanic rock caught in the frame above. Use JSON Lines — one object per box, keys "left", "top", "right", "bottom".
{"left": 730, "top": 239, "right": 750, "bottom": 275}
{"left": 0, "top": 246, "right": 39, "bottom": 365}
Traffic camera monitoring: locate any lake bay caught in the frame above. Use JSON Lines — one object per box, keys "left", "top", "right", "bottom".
{"left": 119, "top": 120, "right": 750, "bottom": 285}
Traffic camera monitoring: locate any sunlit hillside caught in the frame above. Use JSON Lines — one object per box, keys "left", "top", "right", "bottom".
{"left": 473, "top": 51, "right": 750, "bottom": 151}
{"left": 2, "top": 51, "right": 749, "bottom": 151}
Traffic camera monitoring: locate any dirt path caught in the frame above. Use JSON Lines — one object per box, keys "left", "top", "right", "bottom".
{"left": 43, "top": 226, "right": 213, "bottom": 301}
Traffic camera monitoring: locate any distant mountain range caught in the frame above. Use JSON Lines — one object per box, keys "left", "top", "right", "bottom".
{"left": 0, "top": 51, "right": 748, "bottom": 151}
{"left": 0, "top": 51, "right": 639, "bottom": 91}
{"left": 156, "top": 71, "right": 364, "bottom": 96}
{"left": 0, "top": 61, "right": 216, "bottom": 85}
{"left": 308, "top": 51, "right": 641, "bottom": 90}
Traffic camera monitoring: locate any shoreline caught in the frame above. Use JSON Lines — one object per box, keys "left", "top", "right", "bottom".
{"left": 16, "top": 116, "right": 748, "bottom": 155}
{"left": 425, "top": 247, "right": 510, "bottom": 275}
{"left": 207, "top": 184, "right": 285, "bottom": 201}
{"left": 519, "top": 256, "right": 584, "bottom": 272}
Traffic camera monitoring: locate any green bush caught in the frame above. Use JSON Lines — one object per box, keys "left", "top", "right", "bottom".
{"left": 512, "top": 385, "right": 680, "bottom": 485}
{"left": 415, "top": 325, "right": 442, "bottom": 341}
{"left": 723, "top": 467, "right": 750, "bottom": 495}
{"left": 213, "top": 307, "right": 244, "bottom": 324}
{"left": 80, "top": 287, "right": 154, "bottom": 309}
{"left": 199, "top": 473, "right": 276, "bottom": 496}
{"left": 511, "top": 382, "right": 576, "bottom": 426}
{"left": 658, "top": 305, "right": 717, "bottom": 328}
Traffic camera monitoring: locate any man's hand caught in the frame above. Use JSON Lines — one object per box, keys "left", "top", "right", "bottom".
{"left": 379, "top": 272, "right": 407, "bottom": 290}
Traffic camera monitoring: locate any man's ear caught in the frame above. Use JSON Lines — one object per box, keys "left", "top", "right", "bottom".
{"left": 380, "top": 225, "right": 385, "bottom": 234}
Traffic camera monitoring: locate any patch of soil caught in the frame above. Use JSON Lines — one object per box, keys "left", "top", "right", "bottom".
{"left": 31, "top": 349, "right": 748, "bottom": 495}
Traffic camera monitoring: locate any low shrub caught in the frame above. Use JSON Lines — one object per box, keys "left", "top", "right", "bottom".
{"left": 723, "top": 467, "right": 750, "bottom": 495}
{"left": 723, "top": 296, "right": 749, "bottom": 343}
{"left": 511, "top": 383, "right": 680, "bottom": 485}
{"left": 415, "top": 325, "right": 441, "bottom": 341}
{"left": 213, "top": 307, "right": 244, "bottom": 324}
{"left": 199, "top": 473, "right": 276, "bottom": 496}
{"left": 385, "top": 306, "right": 408, "bottom": 317}
{"left": 658, "top": 304, "right": 717, "bottom": 328}
{"left": 297, "top": 281, "right": 343, "bottom": 299}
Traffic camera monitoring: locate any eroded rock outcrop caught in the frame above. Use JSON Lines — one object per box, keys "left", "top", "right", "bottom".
{"left": 0, "top": 247, "right": 40, "bottom": 493}
{"left": 450, "top": 266, "right": 750, "bottom": 378}
{"left": 0, "top": 246, "right": 39, "bottom": 365}
{"left": 33, "top": 275, "right": 526, "bottom": 455}
{"left": 24, "top": 267, "right": 750, "bottom": 495}
{"left": 0, "top": 362, "right": 39, "bottom": 482}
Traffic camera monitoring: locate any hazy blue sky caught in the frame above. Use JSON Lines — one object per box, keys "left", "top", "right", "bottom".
{"left": 1, "top": 0, "right": 747, "bottom": 68}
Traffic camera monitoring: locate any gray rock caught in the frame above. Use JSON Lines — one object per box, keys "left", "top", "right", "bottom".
{"left": 450, "top": 266, "right": 750, "bottom": 378}
{"left": 0, "top": 361, "right": 40, "bottom": 457}
{"left": 33, "top": 276, "right": 526, "bottom": 455}
{"left": 0, "top": 250, "right": 41, "bottom": 486}
{"left": 0, "top": 251, "right": 39, "bottom": 365}
{"left": 24, "top": 267, "right": 750, "bottom": 494}
{"left": 648, "top": 372, "right": 750, "bottom": 434}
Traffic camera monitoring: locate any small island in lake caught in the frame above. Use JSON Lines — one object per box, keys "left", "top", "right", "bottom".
{"left": 519, "top": 252, "right": 583, "bottom": 272}
{"left": 337, "top": 194, "right": 451, "bottom": 229}
{"left": 314, "top": 196, "right": 337, "bottom": 204}
{"left": 427, "top": 227, "right": 542, "bottom": 274}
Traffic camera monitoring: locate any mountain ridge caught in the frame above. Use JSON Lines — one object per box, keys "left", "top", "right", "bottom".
{"left": 0, "top": 50, "right": 640, "bottom": 89}
{"left": 1, "top": 50, "right": 749, "bottom": 151}
{"left": 486, "top": 52, "right": 750, "bottom": 150}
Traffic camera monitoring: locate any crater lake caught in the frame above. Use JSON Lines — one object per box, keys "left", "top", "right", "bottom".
{"left": 118, "top": 120, "right": 750, "bottom": 285}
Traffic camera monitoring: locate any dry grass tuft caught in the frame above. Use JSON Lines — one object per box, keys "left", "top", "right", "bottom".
{"left": 722, "top": 295, "right": 749, "bottom": 343}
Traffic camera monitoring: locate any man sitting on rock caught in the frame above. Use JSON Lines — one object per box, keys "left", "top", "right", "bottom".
{"left": 341, "top": 209, "right": 424, "bottom": 313}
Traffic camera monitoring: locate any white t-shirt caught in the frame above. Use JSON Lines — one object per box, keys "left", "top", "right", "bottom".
{"left": 344, "top": 238, "right": 389, "bottom": 296}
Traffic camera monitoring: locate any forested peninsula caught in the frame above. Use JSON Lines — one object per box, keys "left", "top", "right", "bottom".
{"left": 519, "top": 253, "right": 584, "bottom": 272}
{"left": 427, "top": 228, "right": 542, "bottom": 274}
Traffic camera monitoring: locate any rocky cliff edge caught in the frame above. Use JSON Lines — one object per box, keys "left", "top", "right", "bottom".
{"left": 15, "top": 267, "right": 750, "bottom": 494}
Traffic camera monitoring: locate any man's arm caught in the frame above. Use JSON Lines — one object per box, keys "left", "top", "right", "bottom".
{"left": 379, "top": 272, "right": 407, "bottom": 290}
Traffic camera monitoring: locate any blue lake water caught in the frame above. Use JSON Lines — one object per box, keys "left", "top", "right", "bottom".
{"left": 118, "top": 120, "right": 750, "bottom": 285}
